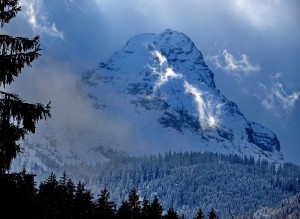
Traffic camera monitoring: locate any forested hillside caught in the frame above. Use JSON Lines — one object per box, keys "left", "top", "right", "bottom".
{"left": 2, "top": 151, "right": 300, "bottom": 218}
{"left": 60, "top": 151, "right": 300, "bottom": 217}
{"left": 253, "top": 193, "right": 300, "bottom": 219}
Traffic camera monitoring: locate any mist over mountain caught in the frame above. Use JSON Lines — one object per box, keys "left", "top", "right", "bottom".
{"left": 11, "top": 29, "right": 284, "bottom": 174}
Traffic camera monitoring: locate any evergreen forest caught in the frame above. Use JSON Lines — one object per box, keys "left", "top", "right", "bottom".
{"left": 0, "top": 169, "right": 220, "bottom": 218}
{"left": 39, "top": 151, "right": 300, "bottom": 218}
{"left": 1, "top": 151, "right": 300, "bottom": 218}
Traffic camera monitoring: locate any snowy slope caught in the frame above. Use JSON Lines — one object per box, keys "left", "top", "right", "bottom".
{"left": 81, "top": 29, "right": 283, "bottom": 162}
{"left": 12, "top": 29, "right": 283, "bottom": 174}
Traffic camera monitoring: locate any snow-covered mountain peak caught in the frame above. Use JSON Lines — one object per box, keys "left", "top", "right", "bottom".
{"left": 13, "top": 29, "right": 283, "bottom": 175}
{"left": 82, "top": 29, "right": 282, "bottom": 163}
{"left": 107, "top": 29, "right": 215, "bottom": 89}
{"left": 124, "top": 29, "right": 196, "bottom": 55}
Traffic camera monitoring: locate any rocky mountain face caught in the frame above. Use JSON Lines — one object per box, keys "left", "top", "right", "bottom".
{"left": 81, "top": 29, "right": 282, "bottom": 161}
{"left": 12, "top": 29, "right": 283, "bottom": 174}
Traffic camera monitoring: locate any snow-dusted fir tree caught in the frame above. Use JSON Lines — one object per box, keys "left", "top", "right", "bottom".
{"left": 0, "top": 0, "right": 51, "bottom": 174}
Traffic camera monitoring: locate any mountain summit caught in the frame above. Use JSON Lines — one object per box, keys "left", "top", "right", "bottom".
{"left": 13, "top": 30, "right": 283, "bottom": 173}
{"left": 82, "top": 29, "right": 282, "bottom": 162}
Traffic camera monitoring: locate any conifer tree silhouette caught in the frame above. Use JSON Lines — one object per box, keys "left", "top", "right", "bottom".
{"left": 117, "top": 200, "right": 131, "bottom": 219}
{"left": 194, "top": 208, "right": 205, "bottom": 219}
{"left": 96, "top": 187, "right": 116, "bottom": 219}
{"left": 164, "top": 208, "right": 180, "bottom": 219}
{"left": 141, "top": 196, "right": 151, "bottom": 218}
{"left": 0, "top": 0, "right": 51, "bottom": 174}
{"left": 128, "top": 188, "right": 142, "bottom": 219}
{"left": 73, "top": 181, "right": 95, "bottom": 218}
{"left": 149, "top": 196, "right": 163, "bottom": 219}
{"left": 208, "top": 208, "right": 218, "bottom": 219}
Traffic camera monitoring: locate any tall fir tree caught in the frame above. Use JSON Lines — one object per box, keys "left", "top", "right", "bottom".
{"left": 128, "top": 188, "right": 141, "bottom": 219}
{"left": 0, "top": 169, "right": 38, "bottom": 218}
{"left": 96, "top": 187, "right": 116, "bottom": 219}
{"left": 14, "top": 169, "right": 37, "bottom": 217}
{"left": 117, "top": 200, "right": 131, "bottom": 219}
{"left": 57, "top": 172, "right": 75, "bottom": 217}
{"left": 164, "top": 208, "right": 180, "bottom": 219}
{"left": 141, "top": 196, "right": 151, "bottom": 219}
{"left": 194, "top": 208, "right": 205, "bottom": 219}
{"left": 0, "top": 0, "right": 51, "bottom": 174}
{"left": 149, "top": 196, "right": 163, "bottom": 219}
{"left": 73, "top": 181, "right": 95, "bottom": 219}
{"left": 38, "top": 173, "right": 60, "bottom": 216}
{"left": 208, "top": 208, "right": 218, "bottom": 219}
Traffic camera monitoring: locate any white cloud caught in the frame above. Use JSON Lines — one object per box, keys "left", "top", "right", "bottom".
{"left": 208, "top": 49, "right": 260, "bottom": 74}
{"left": 19, "top": 0, "right": 64, "bottom": 39}
{"left": 207, "top": 49, "right": 260, "bottom": 81}
{"left": 259, "top": 73, "right": 299, "bottom": 114}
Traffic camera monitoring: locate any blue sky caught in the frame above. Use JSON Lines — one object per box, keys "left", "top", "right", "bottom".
{"left": 2, "top": 0, "right": 300, "bottom": 164}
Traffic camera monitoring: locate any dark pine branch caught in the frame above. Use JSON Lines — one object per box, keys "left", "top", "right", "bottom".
{"left": 0, "top": 90, "right": 51, "bottom": 173}
{"left": 0, "top": 91, "right": 51, "bottom": 132}
{"left": 0, "top": 35, "right": 40, "bottom": 54}
{"left": 0, "top": 0, "right": 21, "bottom": 27}
{"left": 0, "top": 47, "right": 41, "bottom": 86}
